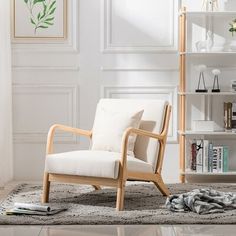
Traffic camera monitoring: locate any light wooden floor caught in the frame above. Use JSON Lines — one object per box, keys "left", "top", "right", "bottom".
{"left": 1, "top": 182, "right": 236, "bottom": 236}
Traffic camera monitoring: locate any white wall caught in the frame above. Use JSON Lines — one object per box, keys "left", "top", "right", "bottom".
{"left": 12, "top": 0, "right": 180, "bottom": 183}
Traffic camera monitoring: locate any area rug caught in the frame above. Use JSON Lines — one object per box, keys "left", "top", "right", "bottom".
{"left": 1, "top": 182, "right": 236, "bottom": 224}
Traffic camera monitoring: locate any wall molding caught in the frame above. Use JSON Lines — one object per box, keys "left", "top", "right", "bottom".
{"left": 12, "top": 0, "right": 79, "bottom": 53}
{"left": 102, "top": 86, "right": 178, "bottom": 143}
{"left": 12, "top": 65, "right": 80, "bottom": 71}
{"left": 13, "top": 84, "right": 78, "bottom": 144}
{"left": 101, "top": 66, "right": 179, "bottom": 72}
{"left": 101, "top": 0, "right": 178, "bottom": 53}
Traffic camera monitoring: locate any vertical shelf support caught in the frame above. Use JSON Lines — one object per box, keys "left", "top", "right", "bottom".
{"left": 179, "top": 7, "right": 186, "bottom": 183}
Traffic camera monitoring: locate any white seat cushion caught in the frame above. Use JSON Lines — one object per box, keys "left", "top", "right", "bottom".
{"left": 45, "top": 150, "right": 154, "bottom": 179}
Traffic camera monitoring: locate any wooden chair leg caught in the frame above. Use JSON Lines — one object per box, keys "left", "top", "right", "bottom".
{"left": 42, "top": 172, "right": 50, "bottom": 203}
{"left": 116, "top": 181, "right": 125, "bottom": 211}
{"left": 92, "top": 185, "right": 101, "bottom": 190}
{"left": 153, "top": 175, "right": 170, "bottom": 196}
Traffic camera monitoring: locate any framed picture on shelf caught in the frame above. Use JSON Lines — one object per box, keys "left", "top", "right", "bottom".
{"left": 12, "top": 0, "right": 67, "bottom": 41}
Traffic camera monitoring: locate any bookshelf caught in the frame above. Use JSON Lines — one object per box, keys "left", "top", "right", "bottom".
{"left": 179, "top": 7, "right": 236, "bottom": 182}
{"left": 181, "top": 171, "right": 236, "bottom": 176}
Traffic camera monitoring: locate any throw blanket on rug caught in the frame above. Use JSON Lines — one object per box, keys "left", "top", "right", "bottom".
{"left": 166, "top": 188, "right": 236, "bottom": 214}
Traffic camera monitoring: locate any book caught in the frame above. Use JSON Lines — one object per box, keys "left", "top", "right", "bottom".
{"left": 208, "top": 142, "right": 213, "bottom": 172}
{"left": 191, "top": 140, "right": 197, "bottom": 171}
{"left": 218, "top": 146, "right": 224, "bottom": 173}
{"left": 232, "top": 102, "right": 236, "bottom": 130}
{"left": 196, "top": 140, "right": 203, "bottom": 173}
{"left": 212, "top": 146, "right": 218, "bottom": 173}
{"left": 223, "top": 146, "right": 229, "bottom": 172}
{"left": 212, "top": 146, "right": 224, "bottom": 173}
{"left": 5, "top": 208, "right": 66, "bottom": 216}
{"left": 224, "top": 102, "right": 232, "bottom": 131}
{"left": 5, "top": 203, "right": 67, "bottom": 216}
{"left": 203, "top": 140, "right": 209, "bottom": 173}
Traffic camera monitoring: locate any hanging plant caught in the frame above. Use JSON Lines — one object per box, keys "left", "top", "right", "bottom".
{"left": 23, "top": 0, "right": 57, "bottom": 34}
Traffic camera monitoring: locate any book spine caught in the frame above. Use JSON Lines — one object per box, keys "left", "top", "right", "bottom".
{"left": 191, "top": 141, "right": 197, "bottom": 172}
{"left": 196, "top": 140, "right": 203, "bottom": 173}
{"left": 212, "top": 147, "right": 218, "bottom": 173}
{"left": 223, "top": 146, "right": 229, "bottom": 172}
{"left": 232, "top": 102, "right": 236, "bottom": 130}
{"left": 203, "top": 140, "right": 209, "bottom": 173}
{"left": 218, "top": 147, "right": 223, "bottom": 173}
{"left": 208, "top": 142, "right": 213, "bottom": 172}
{"left": 224, "top": 102, "right": 232, "bottom": 131}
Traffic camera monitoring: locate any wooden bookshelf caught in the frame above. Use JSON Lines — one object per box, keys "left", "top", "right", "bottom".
{"left": 179, "top": 7, "right": 236, "bottom": 183}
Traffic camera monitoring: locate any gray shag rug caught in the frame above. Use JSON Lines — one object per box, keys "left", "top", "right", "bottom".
{"left": 1, "top": 182, "right": 236, "bottom": 225}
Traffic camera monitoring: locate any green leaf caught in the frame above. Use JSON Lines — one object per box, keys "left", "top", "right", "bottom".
{"left": 24, "top": 0, "right": 29, "bottom": 3}
{"left": 33, "top": 0, "right": 45, "bottom": 4}
{"left": 49, "top": 1, "right": 56, "bottom": 11}
{"left": 44, "top": 22, "right": 54, "bottom": 25}
{"left": 37, "top": 12, "right": 41, "bottom": 20}
{"left": 45, "top": 17, "right": 54, "bottom": 21}
{"left": 38, "top": 25, "right": 49, "bottom": 29}
{"left": 30, "top": 18, "right": 36, "bottom": 25}
{"left": 40, "top": 3, "right": 47, "bottom": 19}
{"left": 49, "top": 7, "right": 56, "bottom": 15}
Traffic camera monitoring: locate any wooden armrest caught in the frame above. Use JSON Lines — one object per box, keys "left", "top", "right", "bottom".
{"left": 124, "top": 127, "right": 165, "bottom": 141}
{"left": 120, "top": 127, "right": 165, "bottom": 171}
{"left": 46, "top": 124, "right": 92, "bottom": 154}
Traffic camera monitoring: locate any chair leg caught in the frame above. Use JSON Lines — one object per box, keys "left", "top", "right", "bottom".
{"left": 153, "top": 175, "right": 170, "bottom": 196}
{"left": 116, "top": 181, "right": 125, "bottom": 211}
{"left": 42, "top": 172, "right": 50, "bottom": 203}
{"left": 92, "top": 185, "right": 101, "bottom": 190}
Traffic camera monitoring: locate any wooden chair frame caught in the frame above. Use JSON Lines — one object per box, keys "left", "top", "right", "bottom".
{"left": 42, "top": 105, "right": 171, "bottom": 211}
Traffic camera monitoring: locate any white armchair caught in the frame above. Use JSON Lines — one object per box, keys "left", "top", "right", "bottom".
{"left": 42, "top": 99, "right": 171, "bottom": 211}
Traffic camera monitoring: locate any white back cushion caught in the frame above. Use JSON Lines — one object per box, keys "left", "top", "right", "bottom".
{"left": 93, "top": 99, "right": 168, "bottom": 170}
{"left": 91, "top": 103, "right": 144, "bottom": 156}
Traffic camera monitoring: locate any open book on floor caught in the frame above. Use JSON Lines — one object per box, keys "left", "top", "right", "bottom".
{"left": 5, "top": 203, "right": 67, "bottom": 216}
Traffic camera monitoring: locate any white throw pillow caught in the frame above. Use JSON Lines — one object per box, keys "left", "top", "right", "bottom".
{"left": 91, "top": 106, "right": 144, "bottom": 156}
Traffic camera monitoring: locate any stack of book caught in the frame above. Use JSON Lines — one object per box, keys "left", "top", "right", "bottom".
{"left": 190, "top": 139, "right": 229, "bottom": 173}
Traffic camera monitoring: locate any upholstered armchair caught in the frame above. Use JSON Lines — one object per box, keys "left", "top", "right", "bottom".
{"left": 42, "top": 99, "right": 171, "bottom": 211}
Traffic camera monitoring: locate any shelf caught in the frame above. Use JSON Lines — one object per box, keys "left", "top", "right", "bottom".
{"left": 178, "top": 130, "right": 236, "bottom": 136}
{"left": 184, "top": 11, "right": 236, "bottom": 17}
{"left": 180, "top": 52, "right": 236, "bottom": 55}
{"left": 181, "top": 171, "right": 236, "bottom": 176}
{"left": 178, "top": 91, "right": 236, "bottom": 96}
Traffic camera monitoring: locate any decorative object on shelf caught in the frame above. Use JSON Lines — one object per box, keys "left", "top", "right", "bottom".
{"left": 231, "top": 80, "right": 236, "bottom": 92}
{"left": 211, "top": 69, "right": 221, "bottom": 92}
{"left": 229, "top": 18, "right": 236, "bottom": 36}
{"left": 196, "top": 65, "right": 208, "bottom": 93}
{"left": 224, "top": 102, "right": 232, "bottom": 131}
{"left": 196, "top": 31, "right": 214, "bottom": 52}
{"left": 232, "top": 102, "right": 236, "bottom": 130}
{"left": 202, "top": 0, "right": 219, "bottom": 11}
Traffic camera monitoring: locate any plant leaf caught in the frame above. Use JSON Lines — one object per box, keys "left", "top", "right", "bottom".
{"left": 37, "top": 12, "right": 41, "bottom": 20}
{"left": 24, "top": 0, "right": 29, "bottom": 3}
{"left": 49, "top": 1, "right": 56, "bottom": 11}
{"left": 49, "top": 7, "right": 56, "bottom": 15}
{"left": 33, "top": 0, "right": 45, "bottom": 4}
{"left": 40, "top": 3, "right": 47, "bottom": 19}
{"left": 38, "top": 25, "right": 49, "bottom": 29}
{"left": 44, "top": 22, "right": 54, "bottom": 25}
{"left": 30, "top": 18, "right": 36, "bottom": 25}
{"left": 45, "top": 17, "right": 54, "bottom": 21}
